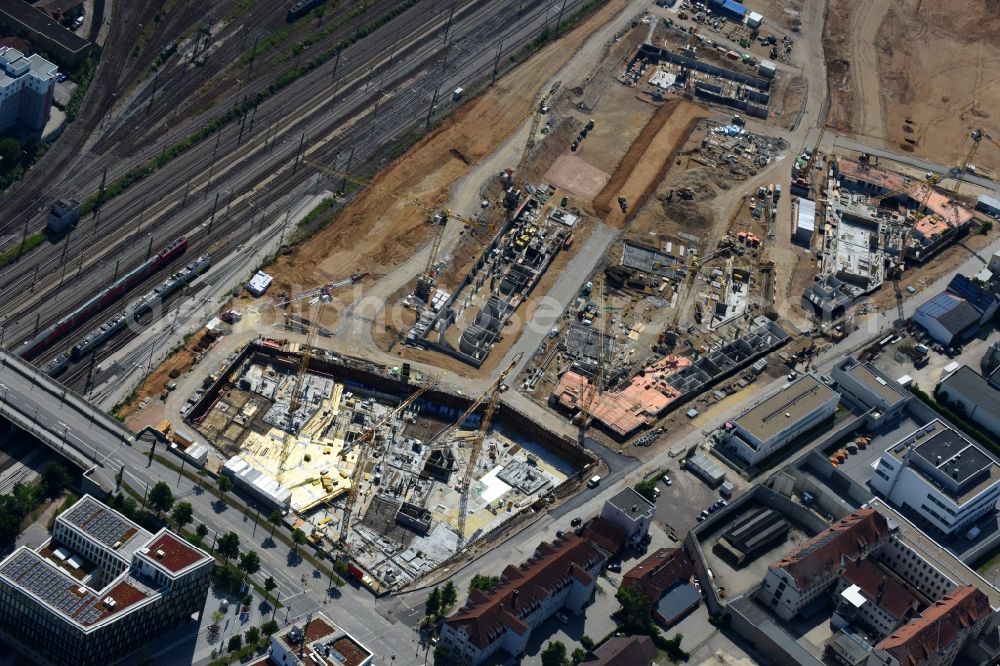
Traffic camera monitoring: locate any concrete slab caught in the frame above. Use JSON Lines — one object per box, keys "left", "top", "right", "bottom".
{"left": 544, "top": 154, "right": 611, "bottom": 200}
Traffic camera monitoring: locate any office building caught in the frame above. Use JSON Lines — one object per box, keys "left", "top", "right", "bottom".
{"left": 724, "top": 374, "right": 840, "bottom": 466}
{"left": 600, "top": 488, "right": 655, "bottom": 545}
{"left": 937, "top": 365, "right": 1000, "bottom": 437}
{"left": 870, "top": 420, "right": 1000, "bottom": 536}
{"left": 831, "top": 356, "right": 910, "bottom": 425}
{"left": 0, "top": 495, "right": 212, "bottom": 665}
{"left": 0, "top": 45, "right": 56, "bottom": 136}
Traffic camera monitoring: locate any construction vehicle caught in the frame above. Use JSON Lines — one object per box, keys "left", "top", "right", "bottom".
{"left": 337, "top": 376, "right": 440, "bottom": 551}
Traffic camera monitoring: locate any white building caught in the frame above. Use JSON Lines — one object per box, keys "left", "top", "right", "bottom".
{"left": 937, "top": 365, "right": 1000, "bottom": 438}
{"left": 723, "top": 374, "right": 840, "bottom": 466}
{"left": 792, "top": 196, "right": 816, "bottom": 247}
{"left": 440, "top": 532, "right": 610, "bottom": 664}
{"left": 757, "top": 509, "right": 892, "bottom": 621}
{"left": 0, "top": 495, "right": 212, "bottom": 666}
{"left": 870, "top": 420, "right": 1000, "bottom": 536}
{"left": 601, "top": 488, "right": 655, "bottom": 545}
{"left": 0, "top": 46, "right": 57, "bottom": 136}
{"left": 831, "top": 356, "right": 910, "bottom": 426}
{"left": 248, "top": 270, "right": 273, "bottom": 296}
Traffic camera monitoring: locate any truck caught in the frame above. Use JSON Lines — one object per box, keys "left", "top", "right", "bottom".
{"left": 587, "top": 475, "right": 602, "bottom": 488}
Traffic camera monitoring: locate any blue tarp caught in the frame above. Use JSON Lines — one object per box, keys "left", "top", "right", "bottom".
{"left": 710, "top": 0, "right": 748, "bottom": 17}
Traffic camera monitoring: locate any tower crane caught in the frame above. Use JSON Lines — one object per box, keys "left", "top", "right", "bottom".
{"left": 277, "top": 306, "right": 322, "bottom": 484}
{"left": 574, "top": 276, "right": 604, "bottom": 446}
{"left": 454, "top": 352, "right": 522, "bottom": 548}
{"left": 338, "top": 376, "right": 440, "bottom": 551}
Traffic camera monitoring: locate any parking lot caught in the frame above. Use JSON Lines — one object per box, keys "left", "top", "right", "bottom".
{"left": 653, "top": 460, "right": 732, "bottom": 536}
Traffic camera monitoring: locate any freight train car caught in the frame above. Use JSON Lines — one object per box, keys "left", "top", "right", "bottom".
{"left": 287, "top": 0, "right": 325, "bottom": 21}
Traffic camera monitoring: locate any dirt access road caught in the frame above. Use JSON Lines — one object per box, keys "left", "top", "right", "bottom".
{"left": 825, "top": 0, "right": 1000, "bottom": 174}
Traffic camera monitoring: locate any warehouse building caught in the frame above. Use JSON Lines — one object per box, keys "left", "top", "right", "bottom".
{"left": 722, "top": 374, "right": 840, "bottom": 466}
{"left": 713, "top": 507, "right": 789, "bottom": 567}
{"left": 937, "top": 366, "right": 1000, "bottom": 438}
{"left": 0, "top": 495, "right": 212, "bottom": 666}
{"left": 977, "top": 194, "right": 1000, "bottom": 218}
{"left": 870, "top": 419, "right": 1000, "bottom": 537}
{"left": 913, "top": 292, "right": 982, "bottom": 346}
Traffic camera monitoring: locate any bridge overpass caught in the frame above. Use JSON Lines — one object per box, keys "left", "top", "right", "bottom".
{"left": 0, "top": 350, "right": 126, "bottom": 491}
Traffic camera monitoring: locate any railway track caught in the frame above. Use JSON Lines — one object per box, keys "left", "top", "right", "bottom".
{"left": 2, "top": 0, "right": 591, "bottom": 374}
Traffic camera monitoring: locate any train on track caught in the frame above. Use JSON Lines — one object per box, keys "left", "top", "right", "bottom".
{"left": 287, "top": 0, "right": 327, "bottom": 22}
{"left": 41, "top": 253, "right": 212, "bottom": 377}
{"left": 18, "top": 237, "right": 188, "bottom": 365}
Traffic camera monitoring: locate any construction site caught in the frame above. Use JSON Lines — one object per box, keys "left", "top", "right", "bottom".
{"left": 182, "top": 340, "right": 590, "bottom": 591}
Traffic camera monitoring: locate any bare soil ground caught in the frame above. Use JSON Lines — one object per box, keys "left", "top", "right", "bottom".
{"left": 825, "top": 0, "right": 1000, "bottom": 173}
{"left": 545, "top": 155, "right": 611, "bottom": 200}
{"left": 593, "top": 99, "right": 709, "bottom": 228}
{"left": 116, "top": 331, "right": 214, "bottom": 419}
{"left": 264, "top": 0, "right": 636, "bottom": 296}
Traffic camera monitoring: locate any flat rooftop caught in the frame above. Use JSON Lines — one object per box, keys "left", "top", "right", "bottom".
{"left": 607, "top": 487, "right": 654, "bottom": 518}
{"left": 0, "top": 549, "right": 151, "bottom": 627}
{"left": 278, "top": 614, "right": 372, "bottom": 666}
{"left": 61, "top": 495, "right": 151, "bottom": 556}
{"left": 844, "top": 361, "right": 908, "bottom": 407}
{"left": 138, "top": 532, "right": 211, "bottom": 575}
{"left": 734, "top": 375, "right": 838, "bottom": 443}
{"left": 0, "top": 0, "right": 91, "bottom": 55}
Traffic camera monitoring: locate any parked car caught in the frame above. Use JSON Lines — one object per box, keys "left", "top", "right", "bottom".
{"left": 570, "top": 517, "right": 582, "bottom": 527}
{"left": 606, "top": 562, "right": 621, "bottom": 573}
{"left": 556, "top": 530, "right": 565, "bottom": 539}
{"left": 555, "top": 611, "right": 570, "bottom": 624}
{"left": 662, "top": 475, "right": 672, "bottom": 486}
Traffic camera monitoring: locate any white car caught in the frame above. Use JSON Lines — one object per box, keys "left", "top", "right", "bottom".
{"left": 555, "top": 611, "right": 570, "bottom": 624}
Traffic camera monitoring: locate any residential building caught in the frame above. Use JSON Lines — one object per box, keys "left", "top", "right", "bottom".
{"left": 0, "top": 0, "right": 92, "bottom": 66}
{"left": 621, "top": 547, "right": 693, "bottom": 602}
{"left": 831, "top": 356, "right": 910, "bottom": 425}
{"left": 870, "top": 420, "right": 1000, "bottom": 536}
{"left": 583, "top": 635, "right": 656, "bottom": 666}
{"left": 439, "top": 526, "right": 621, "bottom": 664}
{"left": 868, "top": 587, "right": 991, "bottom": 666}
{"left": 262, "top": 612, "right": 373, "bottom": 666}
{"left": 756, "top": 508, "right": 892, "bottom": 620}
{"left": 937, "top": 365, "right": 1000, "bottom": 437}
{"left": 600, "top": 488, "right": 655, "bottom": 545}
{"left": 0, "top": 495, "right": 212, "bottom": 666}
{"left": 913, "top": 293, "right": 981, "bottom": 346}
{"left": 722, "top": 374, "right": 840, "bottom": 466}
{"left": 653, "top": 583, "right": 701, "bottom": 627}
{"left": 832, "top": 559, "right": 920, "bottom": 639}
{"left": 0, "top": 45, "right": 56, "bottom": 136}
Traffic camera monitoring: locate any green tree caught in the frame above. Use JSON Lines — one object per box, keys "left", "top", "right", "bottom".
{"left": 982, "top": 220, "right": 994, "bottom": 235}
{"left": 239, "top": 550, "right": 261, "bottom": 579}
{"left": 633, "top": 478, "right": 657, "bottom": 502}
{"left": 218, "top": 531, "right": 241, "bottom": 562}
{"left": 148, "top": 481, "right": 174, "bottom": 515}
{"left": 171, "top": 501, "right": 193, "bottom": 528}
{"left": 264, "top": 576, "right": 277, "bottom": 595}
{"left": 218, "top": 475, "right": 233, "bottom": 498}
{"left": 441, "top": 581, "right": 457, "bottom": 609}
{"left": 40, "top": 462, "right": 70, "bottom": 498}
{"left": 0, "top": 137, "right": 20, "bottom": 173}
{"left": 292, "top": 527, "right": 307, "bottom": 552}
{"left": 262, "top": 619, "right": 279, "bottom": 636}
{"left": 616, "top": 586, "right": 657, "bottom": 636}
{"left": 572, "top": 647, "right": 587, "bottom": 664}
{"left": 663, "top": 633, "right": 689, "bottom": 663}
{"left": 425, "top": 586, "right": 441, "bottom": 618}
{"left": 210, "top": 609, "right": 225, "bottom": 628}
{"left": 196, "top": 523, "right": 209, "bottom": 540}
{"left": 227, "top": 634, "right": 242, "bottom": 652}
{"left": 580, "top": 635, "right": 595, "bottom": 652}
{"left": 541, "top": 641, "right": 569, "bottom": 666}
{"left": 268, "top": 509, "right": 283, "bottom": 536}
{"left": 469, "top": 574, "right": 500, "bottom": 594}
{"left": 245, "top": 625, "right": 261, "bottom": 647}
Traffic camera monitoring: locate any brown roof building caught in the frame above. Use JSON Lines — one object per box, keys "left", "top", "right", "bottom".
{"left": 870, "top": 586, "right": 991, "bottom": 666}
{"left": 621, "top": 547, "right": 693, "bottom": 601}
{"left": 757, "top": 509, "right": 892, "bottom": 621}
{"left": 439, "top": 526, "right": 622, "bottom": 664}
{"left": 584, "top": 635, "right": 657, "bottom": 666}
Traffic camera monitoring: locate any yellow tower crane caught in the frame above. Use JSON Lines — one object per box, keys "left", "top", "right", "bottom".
{"left": 337, "top": 376, "right": 439, "bottom": 551}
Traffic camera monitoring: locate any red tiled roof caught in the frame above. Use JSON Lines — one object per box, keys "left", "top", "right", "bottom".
{"left": 874, "top": 587, "right": 990, "bottom": 666}
{"left": 144, "top": 532, "right": 209, "bottom": 573}
{"left": 772, "top": 509, "right": 890, "bottom": 591}
{"left": 446, "top": 534, "right": 606, "bottom": 649}
{"left": 840, "top": 559, "right": 918, "bottom": 620}
{"left": 587, "top": 635, "right": 657, "bottom": 666}
{"left": 622, "top": 547, "right": 693, "bottom": 601}
{"left": 583, "top": 517, "right": 627, "bottom": 556}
